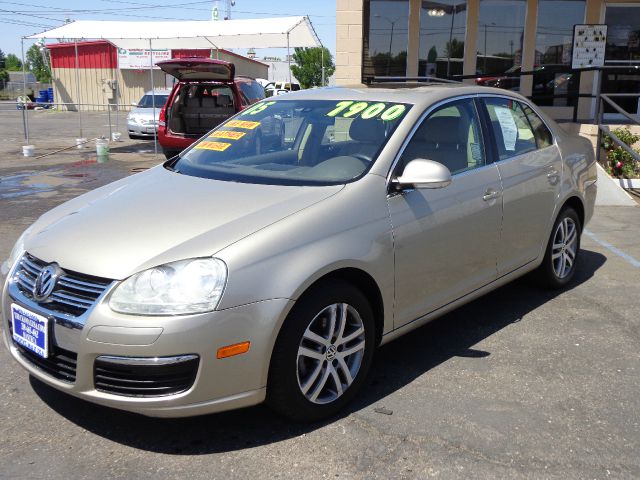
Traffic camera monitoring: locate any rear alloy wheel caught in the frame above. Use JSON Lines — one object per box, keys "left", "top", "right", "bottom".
{"left": 267, "top": 281, "right": 375, "bottom": 422}
{"left": 536, "top": 207, "right": 581, "bottom": 289}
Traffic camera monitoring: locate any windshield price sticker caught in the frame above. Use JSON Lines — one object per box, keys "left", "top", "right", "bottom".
{"left": 242, "top": 101, "right": 276, "bottom": 116}
{"left": 195, "top": 141, "right": 232, "bottom": 152}
{"left": 210, "top": 130, "right": 246, "bottom": 140}
{"left": 225, "top": 120, "right": 261, "bottom": 130}
{"left": 326, "top": 101, "right": 406, "bottom": 121}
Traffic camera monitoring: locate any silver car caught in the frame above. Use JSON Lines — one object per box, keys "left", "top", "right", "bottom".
{"left": 127, "top": 90, "right": 171, "bottom": 139}
{"left": 2, "top": 85, "right": 597, "bottom": 421}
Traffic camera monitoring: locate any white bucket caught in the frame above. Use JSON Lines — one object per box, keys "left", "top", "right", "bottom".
{"left": 22, "top": 145, "right": 35, "bottom": 157}
{"left": 76, "top": 138, "right": 87, "bottom": 149}
{"left": 111, "top": 132, "right": 122, "bottom": 142}
{"left": 95, "top": 138, "right": 109, "bottom": 161}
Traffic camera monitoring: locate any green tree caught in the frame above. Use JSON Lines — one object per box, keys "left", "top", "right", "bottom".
{"left": 0, "top": 49, "right": 7, "bottom": 84}
{"left": 444, "top": 39, "right": 464, "bottom": 58}
{"left": 26, "top": 45, "right": 50, "bottom": 82}
{"left": 427, "top": 46, "right": 438, "bottom": 63}
{"left": 5, "top": 53, "right": 23, "bottom": 71}
{"left": 290, "top": 47, "right": 335, "bottom": 89}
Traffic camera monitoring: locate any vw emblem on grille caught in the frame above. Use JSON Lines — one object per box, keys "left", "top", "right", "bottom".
{"left": 32, "top": 264, "right": 62, "bottom": 302}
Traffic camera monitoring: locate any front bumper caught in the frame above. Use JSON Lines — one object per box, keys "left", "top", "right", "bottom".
{"left": 127, "top": 121, "right": 158, "bottom": 137}
{"left": 2, "top": 271, "right": 293, "bottom": 417}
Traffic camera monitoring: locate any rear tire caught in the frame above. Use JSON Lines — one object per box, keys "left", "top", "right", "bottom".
{"left": 163, "top": 150, "right": 180, "bottom": 160}
{"left": 267, "top": 280, "right": 376, "bottom": 422}
{"left": 535, "top": 207, "right": 581, "bottom": 289}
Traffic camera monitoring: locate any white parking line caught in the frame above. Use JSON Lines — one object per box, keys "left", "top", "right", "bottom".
{"left": 584, "top": 229, "right": 640, "bottom": 268}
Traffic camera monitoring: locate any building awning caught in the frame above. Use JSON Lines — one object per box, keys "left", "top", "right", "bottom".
{"left": 27, "top": 16, "right": 321, "bottom": 50}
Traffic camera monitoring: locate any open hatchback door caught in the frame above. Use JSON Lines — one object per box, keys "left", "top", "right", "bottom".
{"left": 156, "top": 58, "right": 235, "bottom": 82}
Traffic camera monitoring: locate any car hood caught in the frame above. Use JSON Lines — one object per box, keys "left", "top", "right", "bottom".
{"left": 129, "top": 107, "right": 159, "bottom": 120}
{"left": 24, "top": 166, "right": 343, "bottom": 280}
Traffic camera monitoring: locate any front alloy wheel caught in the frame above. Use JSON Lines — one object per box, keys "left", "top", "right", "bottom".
{"left": 297, "top": 303, "right": 366, "bottom": 404}
{"left": 268, "top": 281, "right": 375, "bottom": 422}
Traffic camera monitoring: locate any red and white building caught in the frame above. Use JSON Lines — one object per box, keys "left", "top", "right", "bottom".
{"left": 48, "top": 40, "right": 269, "bottom": 111}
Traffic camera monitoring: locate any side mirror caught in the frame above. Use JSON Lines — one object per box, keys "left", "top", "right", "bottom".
{"left": 131, "top": 102, "right": 138, "bottom": 106}
{"left": 396, "top": 159, "right": 452, "bottom": 189}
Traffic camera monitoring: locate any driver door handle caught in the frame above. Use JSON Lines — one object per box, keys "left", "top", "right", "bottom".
{"left": 482, "top": 188, "right": 501, "bottom": 201}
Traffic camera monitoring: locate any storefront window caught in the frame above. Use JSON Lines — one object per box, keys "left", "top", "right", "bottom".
{"left": 477, "top": 0, "right": 526, "bottom": 76}
{"left": 534, "top": 0, "right": 585, "bottom": 106}
{"left": 418, "top": 1, "right": 467, "bottom": 78}
{"left": 605, "top": 6, "right": 640, "bottom": 63}
{"left": 363, "top": 0, "right": 410, "bottom": 80}
{"left": 536, "top": 0, "right": 584, "bottom": 65}
{"left": 603, "top": 6, "right": 640, "bottom": 115}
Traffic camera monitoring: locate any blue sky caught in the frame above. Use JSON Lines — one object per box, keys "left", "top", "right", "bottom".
{"left": 0, "top": 0, "right": 336, "bottom": 58}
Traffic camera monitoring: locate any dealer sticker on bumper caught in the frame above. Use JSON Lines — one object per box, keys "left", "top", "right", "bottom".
{"left": 11, "top": 303, "right": 48, "bottom": 358}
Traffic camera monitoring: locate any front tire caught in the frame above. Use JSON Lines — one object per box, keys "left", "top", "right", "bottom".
{"left": 536, "top": 207, "right": 581, "bottom": 289}
{"left": 267, "top": 281, "right": 376, "bottom": 422}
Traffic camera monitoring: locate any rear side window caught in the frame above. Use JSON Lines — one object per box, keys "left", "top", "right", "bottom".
{"left": 238, "top": 80, "right": 266, "bottom": 104}
{"left": 483, "top": 98, "right": 536, "bottom": 161}
{"left": 522, "top": 104, "right": 553, "bottom": 149}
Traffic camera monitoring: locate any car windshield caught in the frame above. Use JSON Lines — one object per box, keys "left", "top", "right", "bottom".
{"left": 138, "top": 94, "right": 168, "bottom": 108}
{"left": 168, "top": 99, "right": 411, "bottom": 186}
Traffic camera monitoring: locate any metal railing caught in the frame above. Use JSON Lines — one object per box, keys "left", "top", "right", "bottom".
{"left": 595, "top": 93, "right": 640, "bottom": 164}
{"left": 12, "top": 101, "right": 160, "bottom": 153}
{"left": 366, "top": 66, "right": 640, "bottom": 124}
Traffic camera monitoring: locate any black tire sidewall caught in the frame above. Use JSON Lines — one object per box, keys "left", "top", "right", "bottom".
{"left": 267, "top": 280, "right": 376, "bottom": 422}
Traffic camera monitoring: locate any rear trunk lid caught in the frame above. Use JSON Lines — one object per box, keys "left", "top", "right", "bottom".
{"left": 156, "top": 58, "right": 235, "bottom": 82}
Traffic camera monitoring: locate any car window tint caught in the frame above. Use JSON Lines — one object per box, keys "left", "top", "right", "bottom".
{"left": 522, "top": 104, "right": 553, "bottom": 148}
{"left": 399, "top": 98, "right": 485, "bottom": 175}
{"left": 483, "top": 98, "right": 537, "bottom": 161}
{"left": 238, "top": 80, "right": 265, "bottom": 103}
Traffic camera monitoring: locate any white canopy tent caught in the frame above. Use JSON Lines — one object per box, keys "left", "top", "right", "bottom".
{"left": 26, "top": 16, "right": 321, "bottom": 50}
{"left": 21, "top": 16, "right": 322, "bottom": 154}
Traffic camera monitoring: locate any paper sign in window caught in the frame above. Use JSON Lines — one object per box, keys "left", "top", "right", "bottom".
{"left": 494, "top": 107, "right": 518, "bottom": 151}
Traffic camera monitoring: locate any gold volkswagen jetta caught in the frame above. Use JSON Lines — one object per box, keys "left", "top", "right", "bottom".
{"left": 2, "top": 85, "right": 597, "bottom": 421}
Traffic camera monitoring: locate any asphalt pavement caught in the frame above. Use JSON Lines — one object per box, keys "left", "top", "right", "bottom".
{"left": 0, "top": 110, "right": 639, "bottom": 479}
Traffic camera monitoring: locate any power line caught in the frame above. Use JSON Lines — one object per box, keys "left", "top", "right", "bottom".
{"left": 0, "top": 7, "right": 65, "bottom": 22}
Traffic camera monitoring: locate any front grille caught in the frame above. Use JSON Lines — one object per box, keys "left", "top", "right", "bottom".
{"left": 94, "top": 355, "right": 199, "bottom": 397}
{"left": 14, "top": 253, "right": 112, "bottom": 317}
{"left": 15, "top": 345, "right": 78, "bottom": 382}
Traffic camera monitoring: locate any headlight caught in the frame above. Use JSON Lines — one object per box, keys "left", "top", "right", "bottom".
{"left": 1, "top": 227, "right": 30, "bottom": 276}
{"left": 109, "top": 258, "right": 227, "bottom": 315}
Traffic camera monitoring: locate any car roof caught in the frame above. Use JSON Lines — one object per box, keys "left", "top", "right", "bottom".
{"left": 273, "top": 84, "right": 532, "bottom": 110}
{"left": 143, "top": 89, "right": 172, "bottom": 95}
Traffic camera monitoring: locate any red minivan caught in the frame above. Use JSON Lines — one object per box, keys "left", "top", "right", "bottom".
{"left": 157, "top": 58, "right": 265, "bottom": 159}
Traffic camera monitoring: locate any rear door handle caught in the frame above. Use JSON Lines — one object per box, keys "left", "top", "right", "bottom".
{"left": 482, "top": 189, "right": 501, "bottom": 201}
{"left": 546, "top": 166, "right": 559, "bottom": 178}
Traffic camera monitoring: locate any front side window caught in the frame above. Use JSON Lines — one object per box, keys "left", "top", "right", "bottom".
{"left": 399, "top": 98, "right": 485, "bottom": 175}
{"left": 170, "top": 99, "right": 411, "bottom": 186}
{"left": 483, "top": 97, "right": 536, "bottom": 160}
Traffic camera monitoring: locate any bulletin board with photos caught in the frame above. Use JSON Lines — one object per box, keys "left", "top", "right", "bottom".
{"left": 571, "top": 24, "right": 607, "bottom": 69}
